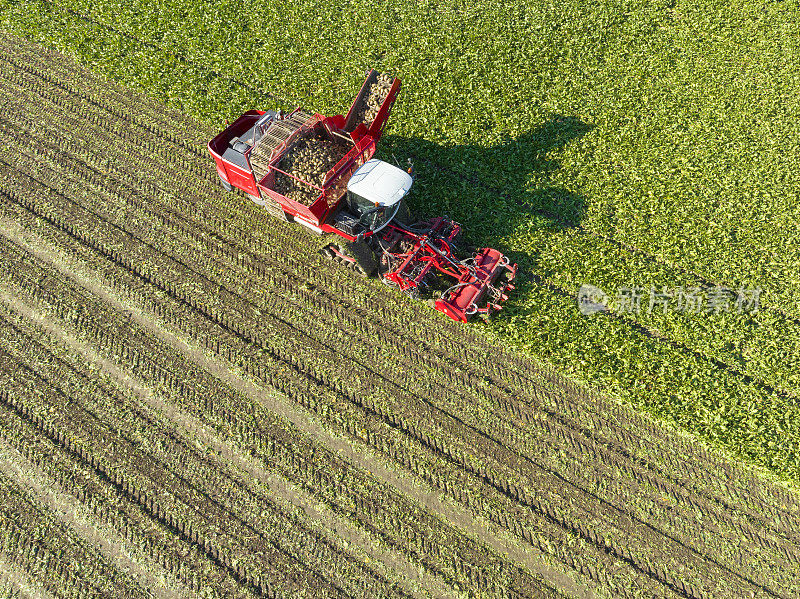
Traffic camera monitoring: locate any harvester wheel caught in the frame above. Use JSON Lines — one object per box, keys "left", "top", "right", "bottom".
{"left": 345, "top": 240, "right": 379, "bottom": 276}
{"left": 219, "top": 175, "right": 233, "bottom": 192}
{"left": 322, "top": 242, "right": 378, "bottom": 277}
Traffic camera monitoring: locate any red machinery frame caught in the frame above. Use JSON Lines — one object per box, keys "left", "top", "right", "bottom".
{"left": 208, "top": 70, "right": 517, "bottom": 322}
{"left": 377, "top": 218, "right": 517, "bottom": 322}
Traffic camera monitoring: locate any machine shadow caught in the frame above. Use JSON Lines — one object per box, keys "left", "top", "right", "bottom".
{"left": 379, "top": 115, "right": 593, "bottom": 317}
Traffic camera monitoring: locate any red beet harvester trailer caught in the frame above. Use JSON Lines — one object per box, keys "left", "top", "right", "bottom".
{"left": 208, "top": 70, "right": 516, "bottom": 322}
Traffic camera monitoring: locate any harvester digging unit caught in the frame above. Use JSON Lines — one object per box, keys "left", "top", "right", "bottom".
{"left": 208, "top": 70, "right": 516, "bottom": 322}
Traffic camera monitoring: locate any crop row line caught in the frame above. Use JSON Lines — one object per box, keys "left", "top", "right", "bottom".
{"left": 3, "top": 37, "right": 796, "bottom": 596}
{"left": 0, "top": 28, "right": 215, "bottom": 137}
{"left": 0, "top": 340, "right": 334, "bottom": 599}
{"left": 0, "top": 475, "right": 130, "bottom": 599}
{"left": 0, "top": 180, "right": 662, "bottom": 598}
{"left": 0, "top": 168, "right": 746, "bottom": 599}
{"left": 0, "top": 387, "right": 255, "bottom": 599}
{"left": 2, "top": 125, "right": 796, "bottom": 590}
{"left": 10, "top": 3, "right": 800, "bottom": 532}
{"left": 0, "top": 305, "right": 422, "bottom": 599}
{"left": 0, "top": 240, "right": 561, "bottom": 599}
{"left": 4, "top": 44, "right": 792, "bottom": 532}
{"left": 0, "top": 52, "right": 209, "bottom": 166}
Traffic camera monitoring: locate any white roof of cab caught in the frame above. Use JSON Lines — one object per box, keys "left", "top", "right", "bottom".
{"left": 347, "top": 159, "right": 412, "bottom": 206}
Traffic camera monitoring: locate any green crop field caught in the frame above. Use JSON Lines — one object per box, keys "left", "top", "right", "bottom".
{"left": 2, "top": 0, "right": 799, "bottom": 490}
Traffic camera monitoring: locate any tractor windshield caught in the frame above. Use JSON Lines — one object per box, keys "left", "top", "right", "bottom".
{"left": 349, "top": 192, "right": 399, "bottom": 232}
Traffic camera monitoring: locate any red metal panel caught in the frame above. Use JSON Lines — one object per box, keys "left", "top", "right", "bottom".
{"left": 207, "top": 110, "right": 263, "bottom": 196}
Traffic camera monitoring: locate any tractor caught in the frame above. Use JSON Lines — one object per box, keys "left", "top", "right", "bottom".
{"left": 208, "top": 70, "right": 516, "bottom": 322}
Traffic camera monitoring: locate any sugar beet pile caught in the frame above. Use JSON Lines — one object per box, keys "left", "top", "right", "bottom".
{"left": 273, "top": 135, "right": 349, "bottom": 206}
{"left": 352, "top": 73, "right": 393, "bottom": 126}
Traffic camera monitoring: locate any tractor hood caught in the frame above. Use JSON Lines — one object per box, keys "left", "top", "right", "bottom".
{"left": 347, "top": 159, "right": 412, "bottom": 207}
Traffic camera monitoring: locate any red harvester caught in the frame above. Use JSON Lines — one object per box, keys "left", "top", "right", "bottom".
{"left": 208, "top": 70, "right": 516, "bottom": 322}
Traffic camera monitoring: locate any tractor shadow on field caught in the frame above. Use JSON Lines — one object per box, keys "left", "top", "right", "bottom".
{"left": 380, "top": 115, "right": 593, "bottom": 314}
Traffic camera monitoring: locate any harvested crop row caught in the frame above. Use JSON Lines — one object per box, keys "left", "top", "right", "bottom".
{"left": 0, "top": 37, "right": 796, "bottom": 599}
{"left": 0, "top": 48, "right": 212, "bottom": 174}
{"left": 0, "top": 209, "right": 568, "bottom": 599}
{"left": 0, "top": 341, "right": 342, "bottom": 599}
{"left": 0, "top": 265, "right": 539, "bottom": 599}
{"left": 0, "top": 470, "right": 146, "bottom": 599}
{"left": 0, "top": 173, "right": 748, "bottom": 599}
{"left": 0, "top": 129, "right": 792, "bottom": 596}
{"left": 0, "top": 31, "right": 215, "bottom": 141}
{"left": 0, "top": 125, "right": 792, "bottom": 599}
{"left": 0, "top": 186, "right": 641, "bottom": 598}
{"left": 0, "top": 386, "right": 253, "bottom": 599}
{"left": 0, "top": 106, "right": 788, "bottom": 596}
{"left": 0, "top": 305, "right": 412, "bottom": 599}
{"left": 4, "top": 54, "right": 794, "bottom": 547}
{"left": 6, "top": 7, "right": 800, "bottom": 524}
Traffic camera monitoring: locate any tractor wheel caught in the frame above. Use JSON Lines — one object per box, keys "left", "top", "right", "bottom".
{"left": 346, "top": 240, "right": 379, "bottom": 276}
{"left": 219, "top": 175, "right": 233, "bottom": 192}
{"left": 320, "top": 241, "right": 378, "bottom": 277}
{"left": 247, "top": 193, "right": 266, "bottom": 207}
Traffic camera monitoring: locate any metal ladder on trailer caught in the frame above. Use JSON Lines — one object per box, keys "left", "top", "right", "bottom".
{"left": 249, "top": 110, "right": 315, "bottom": 185}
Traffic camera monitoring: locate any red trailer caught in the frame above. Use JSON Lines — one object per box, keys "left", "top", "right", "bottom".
{"left": 208, "top": 70, "right": 516, "bottom": 322}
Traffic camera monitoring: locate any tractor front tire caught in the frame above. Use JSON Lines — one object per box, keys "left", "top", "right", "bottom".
{"left": 347, "top": 240, "right": 379, "bottom": 276}
{"left": 321, "top": 241, "right": 378, "bottom": 277}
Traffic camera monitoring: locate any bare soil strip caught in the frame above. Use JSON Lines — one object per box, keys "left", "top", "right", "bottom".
{"left": 0, "top": 31, "right": 797, "bottom": 599}
{"left": 0, "top": 282, "right": 459, "bottom": 599}
{"left": 0, "top": 215, "right": 574, "bottom": 599}
{"left": 0, "top": 437, "right": 195, "bottom": 599}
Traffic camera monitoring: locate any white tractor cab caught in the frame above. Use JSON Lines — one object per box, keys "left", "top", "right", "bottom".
{"left": 346, "top": 159, "right": 413, "bottom": 234}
